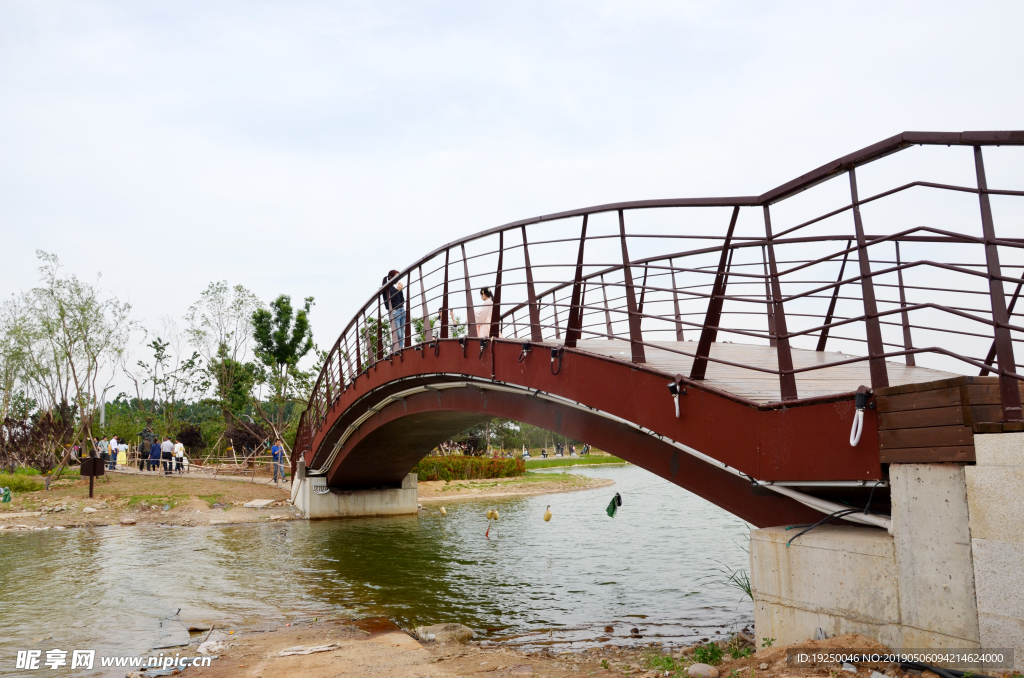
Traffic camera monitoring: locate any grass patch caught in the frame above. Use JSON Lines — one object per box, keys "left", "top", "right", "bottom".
{"left": 0, "top": 472, "right": 45, "bottom": 493}
{"left": 197, "top": 494, "right": 224, "bottom": 508}
{"left": 643, "top": 649, "right": 686, "bottom": 677}
{"left": 525, "top": 456, "right": 626, "bottom": 469}
{"left": 693, "top": 642, "right": 725, "bottom": 665}
{"left": 127, "top": 494, "right": 189, "bottom": 509}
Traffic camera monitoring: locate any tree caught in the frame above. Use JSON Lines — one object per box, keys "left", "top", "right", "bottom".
{"left": 184, "top": 282, "right": 260, "bottom": 424}
{"left": 252, "top": 295, "right": 315, "bottom": 439}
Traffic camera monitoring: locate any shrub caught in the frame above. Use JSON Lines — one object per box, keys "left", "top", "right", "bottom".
{"left": 0, "top": 472, "right": 45, "bottom": 493}
{"left": 693, "top": 643, "right": 724, "bottom": 666}
{"left": 413, "top": 456, "right": 525, "bottom": 482}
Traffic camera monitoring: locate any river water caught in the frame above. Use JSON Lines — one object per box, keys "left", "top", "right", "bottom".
{"left": 0, "top": 464, "right": 753, "bottom": 668}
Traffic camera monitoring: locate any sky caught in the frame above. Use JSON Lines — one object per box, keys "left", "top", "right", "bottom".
{"left": 1, "top": 0, "right": 1023, "bottom": 375}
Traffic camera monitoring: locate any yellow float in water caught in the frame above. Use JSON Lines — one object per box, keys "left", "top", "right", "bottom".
{"left": 440, "top": 506, "right": 447, "bottom": 516}
{"left": 543, "top": 505, "right": 552, "bottom": 522}
{"left": 492, "top": 510, "right": 499, "bottom": 521}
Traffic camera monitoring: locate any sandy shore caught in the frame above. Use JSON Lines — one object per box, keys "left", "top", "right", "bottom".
{"left": 168, "top": 617, "right": 915, "bottom": 678}
{"left": 0, "top": 468, "right": 613, "bottom": 531}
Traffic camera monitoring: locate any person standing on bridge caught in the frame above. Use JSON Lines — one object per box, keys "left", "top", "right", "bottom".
{"left": 381, "top": 270, "right": 406, "bottom": 352}
{"left": 474, "top": 287, "right": 500, "bottom": 337}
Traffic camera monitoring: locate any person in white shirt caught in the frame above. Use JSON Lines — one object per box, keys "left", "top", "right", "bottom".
{"left": 173, "top": 439, "right": 185, "bottom": 474}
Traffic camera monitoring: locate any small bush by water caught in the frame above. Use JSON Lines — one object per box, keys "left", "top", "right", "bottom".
{"left": 414, "top": 457, "right": 525, "bottom": 482}
{"left": 0, "top": 472, "right": 45, "bottom": 493}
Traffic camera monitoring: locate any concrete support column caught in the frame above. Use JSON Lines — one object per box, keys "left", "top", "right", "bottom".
{"left": 294, "top": 473, "right": 419, "bottom": 519}
{"left": 889, "top": 463, "right": 981, "bottom": 646}
{"left": 966, "top": 433, "right": 1024, "bottom": 670}
{"left": 752, "top": 463, "right": 983, "bottom": 650}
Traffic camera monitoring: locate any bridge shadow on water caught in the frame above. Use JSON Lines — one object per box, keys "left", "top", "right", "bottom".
{"left": 295, "top": 465, "right": 753, "bottom": 649}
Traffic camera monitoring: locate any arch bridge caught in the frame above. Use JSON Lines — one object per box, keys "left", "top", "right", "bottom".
{"left": 294, "top": 131, "right": 1024, "bottom": 529}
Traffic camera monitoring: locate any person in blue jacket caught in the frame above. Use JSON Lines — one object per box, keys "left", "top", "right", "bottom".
{"left": 148, "top": 440, "right": 161, "bottom": 472}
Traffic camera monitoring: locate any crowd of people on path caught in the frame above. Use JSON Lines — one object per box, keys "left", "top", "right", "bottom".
{"left": 68, "top": 433, "right": 289, "bottom": 484}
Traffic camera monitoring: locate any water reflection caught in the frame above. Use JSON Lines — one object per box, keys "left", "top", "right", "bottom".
{"left": 0, "top": 465, "right": 753, "bottom": 666}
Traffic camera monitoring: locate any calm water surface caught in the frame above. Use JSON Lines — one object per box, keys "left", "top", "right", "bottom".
{"left": 0, "top": 464, "right": 753, "bottom": 671}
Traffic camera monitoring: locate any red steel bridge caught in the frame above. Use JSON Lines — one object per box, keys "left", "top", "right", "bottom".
{"left": 294, "top": 131, "right": 1024, "bottom": 529}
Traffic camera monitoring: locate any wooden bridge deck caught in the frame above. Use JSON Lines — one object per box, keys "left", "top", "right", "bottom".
{"left": 573, "top": 340, "right": 957, "bottom": 403}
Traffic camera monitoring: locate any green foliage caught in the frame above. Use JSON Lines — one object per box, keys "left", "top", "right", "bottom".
{"left": 525, "top": 456, "right": 625, "bottom": 469}
{"left": 761, "top": 638, "right": 775, "bottom": 648}
{"left": 252, "top": 294, "right": 315, "bottom": 435}
{"left": 644, "top": 649, "right": 684, "bottom": 675}
{"left": 0, "top": 472, "right": 45, "bottom": 493}
{"left": 413, "top": 456, "right": 525, "bottom": 482}
{"left": 693, "top": 643, "right": 725, "bottom": 666}
{"left": 730, "top": 646, "right": 754, "bottom": 660}
{"left": 253, "top": 295, "right": 315, "bottom": 372}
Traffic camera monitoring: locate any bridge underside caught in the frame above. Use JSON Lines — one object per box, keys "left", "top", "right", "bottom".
{"left": 302, "top": 338, "right": 912, "bottom": 527}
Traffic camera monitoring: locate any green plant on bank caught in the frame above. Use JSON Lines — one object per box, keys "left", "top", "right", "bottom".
{"left": 0, "top": 472, "right": 45, "bottom": 493}
{"left": 197, "top": 494, "right": 223, "bottom": 508}
{"left": 524, "top": 456, "right": 626, "bottom": 469}
{"left": 761, "top": 638, "right": 775, "bottom": 648}
{"left": 600, "top": 659, "right": 610, "bottom": 670}
{"left": 643, "top": 649, "right": 686, "bottom": 676}
{"left": 413, "top": 456, "right": 524, "bottom": 482}
{"left": 730, "top": 646, "right": 754, "bottom": 660}
{"left": 693, "top": 643, "right": 724, "bottom": 666}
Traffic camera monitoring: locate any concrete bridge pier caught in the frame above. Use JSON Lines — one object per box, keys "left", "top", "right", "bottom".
{"left": 751, "top": 432, "right": 1024, "bottom": 670}
{"left": 291, "top": 459, "right": 419, "bottom": 519}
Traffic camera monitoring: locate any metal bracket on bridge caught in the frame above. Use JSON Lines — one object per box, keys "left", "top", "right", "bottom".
{"left": 478, "top": 338, "right": 489, "bottom": 359}
{"left": 458, "top": 337, "right": 467, "bottom": 357}
{"left": 518, "top": 343, "right": 532, "bottom": 363}
{"left": 550, "top": 346, "right": 564, "bottom": 375}
{"left": 429, "top": 340, "right": 439, "bottom": 357}
{"left": 667, "top": 375, "right": 686, "bottom": 418}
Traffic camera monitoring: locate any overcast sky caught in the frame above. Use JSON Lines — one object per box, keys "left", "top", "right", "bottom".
{"left": 2, "top": 0, "right": 1022, "bottom": 369}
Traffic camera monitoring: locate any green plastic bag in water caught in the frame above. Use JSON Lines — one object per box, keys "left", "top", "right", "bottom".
{"left": 1, "top": 487, "right": 10, "bottom": 503}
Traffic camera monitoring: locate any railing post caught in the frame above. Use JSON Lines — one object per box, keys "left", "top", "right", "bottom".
{"left": 669, "top": 257, "right": 683, "bottom": 341}
{"left": 763, "top": 205, "right": 798, "bottom": 400}
{"left": 981, "top": 275, "right": 1023, "bottom": 376}
{"left": 618, "top": 210, "right": 646, "bottom": 363}
{"left": 691, "top": 206, "right": 739, "bottom": 380}
{"left": 440, "top": 249, "right": 450, "bottom": 339}
{"left": 417, "top": 265, "right": 431, "bottom": 343}
{"left": 461, "top": 243, "right": 477, "bottom": 338}
{"left": 355, "top": 317, "right": 362, "bottom": 372}
{"left": 849, "top": 168, "right": 889, "bottom": 389}
{"left": 375, "top": 300, "right": 384, "bottom": 362}
{"left": 551, "top": 294, "right": 562, "bottom": 339}
{"left": 894, "top": 242, "right": 915, "bottom": 366}
{"left": 974, "top": 146, "right": 1023, "bottom": 421}
{"left": 761, "top": 245, "right": 777, "bottom": 347}
{"left": 521, "top": 226, "right": 543, "bottom": 342}
{"left": 637, "top": 264, "right": 649, "bottom": 315}
{"left": 565, "top": 215, "right": 588, "bottom": 347}
{"left": 600, "top": 275, "right": 613, "bottom": 339}
{"left": 343, "top": 334, "right": 354, "bottom": 380}
{"left": 815, "top": 241, "right": 852, "bottom": 352}
{"left": 490, "top": 231, "right": 504, "bottom": 339}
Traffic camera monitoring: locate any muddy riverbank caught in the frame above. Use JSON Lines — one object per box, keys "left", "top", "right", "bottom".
{"left": 0, "top": 468, "right": 613, "bottom": 530}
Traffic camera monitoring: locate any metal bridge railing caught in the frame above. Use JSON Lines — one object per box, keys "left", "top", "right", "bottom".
{"left": 295, "top": 131, "right": 1024, "bottom": 460}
